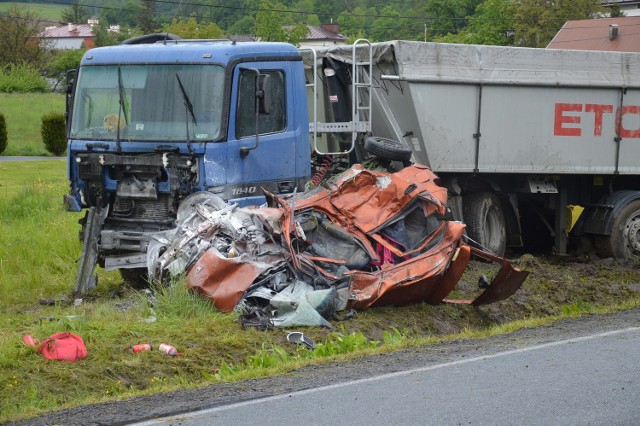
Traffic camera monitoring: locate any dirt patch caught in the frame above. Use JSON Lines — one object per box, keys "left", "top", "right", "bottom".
{"left": 319, "top": 253, "right": 640, "bottom": 343}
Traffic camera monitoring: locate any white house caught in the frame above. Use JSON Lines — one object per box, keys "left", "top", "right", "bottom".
{"left": 39, "top": 23, "right": 96, "bottom": 49}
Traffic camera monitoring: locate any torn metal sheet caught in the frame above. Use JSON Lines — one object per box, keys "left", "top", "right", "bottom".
{"left": 150, "top": 164, "right": 529, "bottom": 327}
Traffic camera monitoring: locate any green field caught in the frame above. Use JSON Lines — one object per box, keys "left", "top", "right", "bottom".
{"left": 0, "top": 2, "right": 66, "bottom": 21}
{"left": 0, "top": 93, "right": 66, "bottom": 156}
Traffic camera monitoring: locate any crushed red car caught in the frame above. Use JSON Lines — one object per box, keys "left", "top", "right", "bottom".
{"left": 147, "top": 164, "right": 529, "bottom": 328}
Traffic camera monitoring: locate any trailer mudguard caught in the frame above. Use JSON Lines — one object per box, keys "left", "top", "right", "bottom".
{"left": 582, "top": 190, "right": 640, "bottom": 236}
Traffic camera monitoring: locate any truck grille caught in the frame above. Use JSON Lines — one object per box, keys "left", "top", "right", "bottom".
{"left": 111, "top": 194, "right": 175, "bottom": 224}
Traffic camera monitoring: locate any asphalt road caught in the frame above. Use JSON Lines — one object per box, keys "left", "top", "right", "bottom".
{"left": 137, "top": 326, "right": 640, "bottom": 426}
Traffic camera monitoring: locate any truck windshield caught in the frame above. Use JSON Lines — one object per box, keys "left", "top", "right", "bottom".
{"left": 70, "top": 64, "right": 225, "bottom": 142}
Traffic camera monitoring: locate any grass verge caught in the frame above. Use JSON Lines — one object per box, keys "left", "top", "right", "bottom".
{"left": 1, "top": 161, "right": 640, "bottom": 422}
{"left": 0, "top": 93, "right": 66, "bottom": 156}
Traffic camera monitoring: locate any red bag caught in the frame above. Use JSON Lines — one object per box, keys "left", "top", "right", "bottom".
{"left": 37, "top": 332, "right": 87, "bottom": 362}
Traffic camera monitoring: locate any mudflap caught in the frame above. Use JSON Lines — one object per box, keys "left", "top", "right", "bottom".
{"left": 445, "top": 246, "right": 529, "bottom": 306}
{"left": 73, "top": 206, "right": 108, "bottom": 297}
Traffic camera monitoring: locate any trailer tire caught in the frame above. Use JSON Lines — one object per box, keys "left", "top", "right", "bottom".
{"left": 364, "top": 137, "right": 412, "bottom": 162}
{"left": 463, "top": 192, "right": 507, "bottom": 256}
{"left": 595, "top": 200, "right": 640, "bottom": 260}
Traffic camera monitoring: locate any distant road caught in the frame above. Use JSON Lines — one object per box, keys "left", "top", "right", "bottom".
{"left": 0, "top": 156, "right": 64, "bottom": 162}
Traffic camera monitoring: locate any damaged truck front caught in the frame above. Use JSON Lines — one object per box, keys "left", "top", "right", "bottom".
{"left": 64, "top": 40, "right": 312, "bottom": 294}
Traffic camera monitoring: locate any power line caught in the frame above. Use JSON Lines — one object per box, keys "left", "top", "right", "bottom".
{"left": 34, "top": 0, "right": 616, "bottom": 24}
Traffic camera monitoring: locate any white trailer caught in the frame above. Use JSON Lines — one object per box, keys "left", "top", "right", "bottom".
{"left": 306, "top": 41, "right": 640, "bottom": 259}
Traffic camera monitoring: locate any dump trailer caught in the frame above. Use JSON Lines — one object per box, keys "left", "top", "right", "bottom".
{"left": 64, "top": 37, "right": 640, "bottom": 294}
{"left": 309, "top": 41, "right": 640, "bottom": 259}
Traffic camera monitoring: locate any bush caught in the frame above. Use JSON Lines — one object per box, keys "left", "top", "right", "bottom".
{"left": 0, "top": 63, "right": 49, "bottom": 93}
{"left": 0, "top": 113, "right": 7, "bottom": 154}
{"left": 41, "top": 112, "right": 67, "bottom": 156}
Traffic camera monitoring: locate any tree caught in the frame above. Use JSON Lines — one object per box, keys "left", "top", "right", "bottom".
{"left": 45, "top": 49, "right": 85, "bottom": 91}
{"left": 338, "top": 6, "right": 375, "bottom": 41}
{"left": 423, "top": 0, "right": 484, "bottom": 39}
{"left": 313, "top": 0, "right": 345, "bottom": 24}
{"left": 608, "top": 2, "right": 625, "bottom": 17}
{"left": 138, "top": 0, "right": 158, "bottom": 34}
{"left": 255, "top": 0, "right": 309, "bottom": 44}
{"left": 93, "top": 20, "right": 134, "bottom": 47}
{"left": 227, "top": 15, "right": 256, "bottom": 36}
{"left": 435, "top": 0, "right": 515, "bottom": 46}
{"left": 0, "top": 6, "right": 49, "bottom": 68}
{"left": 512, "top": 0, "right": 605, "bottom": 48}
{"left": 100, "top": 0, "right": 140, "bottom": 28}
{"left": 369, "top": 5, "right": 419, "bottom": 42}
{"left": 162, "top": 17, "right": 225, "bottom": 39}
{"left": 60, "top": 2, "right": 88, "bottom": 24}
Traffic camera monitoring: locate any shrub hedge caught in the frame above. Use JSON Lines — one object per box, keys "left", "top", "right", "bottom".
{"left": 0, "top": 113, "right": 7, "bottom": 154}
{"left": 0, "top": 63, "right": 49, "bottom": 93}
{"left": 41, "top": 112, "right": 67, "bottom": 155}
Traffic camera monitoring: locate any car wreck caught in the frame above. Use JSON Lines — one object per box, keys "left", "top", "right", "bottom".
{"left": 146, "top": 164, "right": 529, "bottom": 328}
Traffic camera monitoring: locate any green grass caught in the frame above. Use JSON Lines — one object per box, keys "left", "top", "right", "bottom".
{"left": 1, "top": 161, "right": 640, "bottom": 422}
{"left": 0, "top": 2, "right": 67, "bottom": 21}
{"left": 0, "top": 93, "right": 66, "bottom": 156}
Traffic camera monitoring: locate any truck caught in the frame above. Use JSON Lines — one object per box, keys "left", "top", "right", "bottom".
{"left": 63, "top": 36, "right": 640, "bottom": 294}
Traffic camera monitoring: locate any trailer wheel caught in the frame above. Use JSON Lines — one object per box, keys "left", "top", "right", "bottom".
{"left": 463, "top": 192, "right": 507, "bottom": 256}
{"left": 595, "top": 200, "right": 640, "bottom": 260}
{"left": 364, "top": 137, "right": 412, "bottom": 162}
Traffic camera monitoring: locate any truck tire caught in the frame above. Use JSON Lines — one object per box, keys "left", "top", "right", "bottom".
{"left": 595, "top": 200, "right": 640, "bottom": 260}
{"left": 176, "top": 191, "right": 226, "bottom": 225}
{"left": 463, "top": 192, "right": 507, "bottom": 256}
{"left": 364, "top": 137, "right": 412, "bottom": 162}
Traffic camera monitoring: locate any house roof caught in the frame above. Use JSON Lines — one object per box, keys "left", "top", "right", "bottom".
{"left": 39, "top": 24, "right": 94, "bottom": 39}
{"left": 282, "top": 24, "right": 346, "bottom": 42}
{"left": 547, "top": 17, "right": 640, "bottom": 52}
{"left": 306, "top": 25, "right": 346, "bottom": 41}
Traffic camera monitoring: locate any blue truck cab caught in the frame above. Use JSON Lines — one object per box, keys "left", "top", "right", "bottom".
{"left": 64, "top": 39, "right": 312, "bottom": 287}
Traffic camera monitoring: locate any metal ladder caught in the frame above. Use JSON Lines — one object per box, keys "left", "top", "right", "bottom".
{"left": 302, "top": 39, "right": 373, "bottom": 156}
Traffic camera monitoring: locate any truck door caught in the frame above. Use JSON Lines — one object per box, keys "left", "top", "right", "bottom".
{"left": 224, "top": 63, "right": 300, "bottom": 205}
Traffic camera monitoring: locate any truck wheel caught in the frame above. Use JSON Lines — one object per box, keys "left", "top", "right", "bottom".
{"left": 364, "top": 137, "right": 412, "bottom": 162}
{"left": 595, "top": 200, "right": 640, "bottom": 260}
{"left": 176, "top": 191, "right": 226, "bottom": 225}
{"left": 463, "top": 192, "right": 507, "bottom": 256}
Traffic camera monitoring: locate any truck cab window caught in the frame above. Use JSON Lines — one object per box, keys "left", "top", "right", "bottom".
{"left": 236, "top": 70, "right": 286, "bottom": 138}
{"left": 69, "top": 64, "right": 225, "bottom": 142}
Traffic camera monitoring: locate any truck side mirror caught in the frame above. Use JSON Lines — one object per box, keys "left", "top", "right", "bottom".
{"left": 240, "top": 68, "right": 270, "bottom": 158}
{"left": 257, "top": 74, "right": 271, "bottom": 115}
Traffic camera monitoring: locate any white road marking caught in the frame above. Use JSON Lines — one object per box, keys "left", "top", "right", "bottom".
{"left": 134, "top": 326, "right": 640, "bottom": 425}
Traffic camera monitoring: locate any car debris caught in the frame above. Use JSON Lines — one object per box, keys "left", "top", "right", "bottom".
{"left": 146, "top": 164, "right": 529, "bottom": 327}
{"left": 287, "top": 332, "right": 316, "bottom": 350}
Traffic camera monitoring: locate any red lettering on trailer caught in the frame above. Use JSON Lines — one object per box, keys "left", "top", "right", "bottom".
{"left": 585, "top": 104, "right": 614, "bottom": 136}
{"left": 554, "top": 103, "right": 640, "bottom": 138}
{"left": 618, "top": 105, "right": 640, "bottom": 138}
{"left": 554, "top": 103, "right": 582, "bottom": 136}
